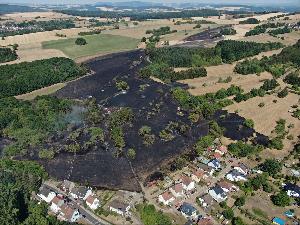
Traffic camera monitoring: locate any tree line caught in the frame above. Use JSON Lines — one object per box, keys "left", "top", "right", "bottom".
{"left": 0, "top": 47, "right": 17, "bottom": 63}
{"left": 0, "top": 57, "right": 88, "bottom": 98}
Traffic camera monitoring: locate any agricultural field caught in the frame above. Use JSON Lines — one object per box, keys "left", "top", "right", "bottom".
{"left": 42, "top": 33, "right": 140, "bottom": 60}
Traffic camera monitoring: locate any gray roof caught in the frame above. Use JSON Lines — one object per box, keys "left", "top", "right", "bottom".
{"left": 109, "top": 199, "right": 129, "bottom": 212}
{"left": 284, "top": 183, "right": 300, "bottom": 194}
{"left": 180, "top": 202, "right": 197, "bottom": 216}
{"left": 212, "top": 186, "right": 225, "bottom": 195}
{"left": 71, "top": 186, "right": 89, "bottom": 198}
{"left": 38, "top": 186, "right": 53, "bottom": 197}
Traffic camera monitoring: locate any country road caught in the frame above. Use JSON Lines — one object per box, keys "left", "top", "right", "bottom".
{"left": 43, "top": 182, "right": 111, "bottom": 225}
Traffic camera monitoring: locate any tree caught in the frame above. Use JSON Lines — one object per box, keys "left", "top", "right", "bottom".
{"left": 234, "top": 196, "right": 246, "bottom": 207}
{"left": 271, "top": 191, "right": 291, "bottom": 207}
{"left": 141, "top": 37, "right": 147, "bottom": 42}
{"left": 222, "top": 208, "right": 234, "bottom": 220}
{"left": 260, "top": 159, "right": 282, "bottom": 177}
{"left": 38, "top": 148, "right": 55, "bottom": 159}
{"left": 232, "top": 217, "right": 246, "bottom": 225}
{"left": 127, "top": 148, "right": 136, "bottom": 159}
{"left": 75, "top": 37, "right": 87, "bottom": 45}
{"left": 277, "top": 88, "right": 288, "bottom": 98}
{"left": 244, "top": 119, "right": 254, "bottom": 128}
{"left": 116, "top": 80, "right": 129, "bottom": 91}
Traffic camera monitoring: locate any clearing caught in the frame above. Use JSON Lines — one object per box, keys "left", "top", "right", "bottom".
{"left": 42, "top": 33, "right": 140, "bottom": 60}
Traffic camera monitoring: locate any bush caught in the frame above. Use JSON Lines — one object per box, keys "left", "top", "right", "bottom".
{"left": 234, "top": 196, "right": 246, "bottom": 207}
{"left": 127, "top": 148, "right": 136, "bottom": 159}
{"left": 116, "top": 80, "right": 129, "bottom": 91}
{"left": 244, "top": 119, "right": 254, "bottom": 128}
{"left": 277, "top": 88, "right": 288, "bottom": 98}
{"left": 0, "top": 47, "right": 18, "bottom": 63}
{"left": 38, "top": 148, "right": 55, "bottom": 159}
{"left": 222, "top": 208, "right": 234, "bottom": 220}
{"left": 75, "top": 37, "right": 87, "bottom": 45}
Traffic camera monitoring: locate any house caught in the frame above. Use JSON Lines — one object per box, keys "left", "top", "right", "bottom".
{"left": 191, "top": 169, "right": 205, "bottom": 183}
{"left": 215, "top": 145, "right": 227, "bottom": 155}
{"left": 291, "top": 169, "right": 300, "bottom": 177}
{"left": 60, "top": 180, "right": 75, "bottom": 193}
{"left": 208, "top": 159, "right": 221, "bottom": 170}
{"left": 86, "top": 195, "right": 100, "bottom": 210}
{"left": 196, "top": 156, "right": 210, "bottom": 165}
{"left": 170, "top": 183, "right": 184, "bottom": 197}
{"left": 283, "top": 183, "right": 300, "bottom": 198}
{"left": 208, "top": 186, "right": 227, "bottom": 202}
{"left": 213, "top": 152, "right": 222, "bottom": 159}
{"left": 284, "top": 210, "right": 294, "bottom": 218}
{"left": 158, "top": 191, "right": 175, "bottom": 206}
{"left": 197, "top": 194, "right": 215, "bottom": 208}
{"left": 233, "top": 163, "right": 249, "bottom": 175}
{"left": 272, "top": 217, "right": 286, "bottom": 225}
{"left": 197, "top": 163, "right": 215, "bottom": 176}
{"left": 58, "top": 204, "right": 81, "bottom": 222}
{"left": 108, "top": 199, "right": 131, "bottom": 217}
{"left": 37, "top": 186, "right": 56, "bottom": 203}
{"left": 70, "top": 187, "right": 92, "bottom": 200}
{"left": 226, "top": 170, "right": 247, "bottom": 182}
{"left": 218, "top": 181, "right": 238, "bottom": 192}
{"left": 50, "top": 196, "right": 65, "bottom": 213}
{"left": 179, "top": 202, "right": 198, "bottom": 220}
{"left": 181, "top": 176, "right": 195, "bottom": 191}
{"left": 198, "top": 217, "right": 214, "bottom": 225}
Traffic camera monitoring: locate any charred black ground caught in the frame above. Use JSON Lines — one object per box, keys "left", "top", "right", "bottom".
{"left": 32, "top": 50, "right": 268, "bottom": 191}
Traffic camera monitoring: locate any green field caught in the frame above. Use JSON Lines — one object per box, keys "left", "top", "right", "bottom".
{"left": 42, "top": 34, "right": 140, "bottom": 59}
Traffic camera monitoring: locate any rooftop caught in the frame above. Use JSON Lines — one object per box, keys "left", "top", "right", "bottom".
{"left": 171, "top": 183, "right": 184, "bottom": 193}
{"left": 180, "top": 202, "right": 197, "bottom": 216}
{"left": 161, "top": 191, "right": 174, "bottom": 201}
{"left": 109, "top": 199, "right": 129, "bottom": 212}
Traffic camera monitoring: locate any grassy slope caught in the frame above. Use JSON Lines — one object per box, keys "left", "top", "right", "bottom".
{"left": 42, "top": 34, "right": 140, "bottom": 59}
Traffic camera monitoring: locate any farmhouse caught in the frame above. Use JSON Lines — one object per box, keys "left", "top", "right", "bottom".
{"left": 170, "top": 183, "right": 185, "bottom": 197}
{"left": 108, "top": 199, "right": 131, "bottom": 217}
{"left": 37, "top": 186, "right": 56, "bottom": 203}
{"left": 208, "top": 186, "right": 227, "bottom": 202}
{"left": 86, "top": 195, "right": 100, "bottom": 210}
{"left": 158, "top": 191, "right": 175, "bottom": 206}
{"left": 70, "top": 186, "right": 92, "bottom": 200}
{"left": 179, "top": 202, "right": 198, "bottom": 220}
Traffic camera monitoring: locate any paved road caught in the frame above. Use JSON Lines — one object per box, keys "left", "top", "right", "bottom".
{"left": 43, "top": 182, "right": 111, "bottom": 225}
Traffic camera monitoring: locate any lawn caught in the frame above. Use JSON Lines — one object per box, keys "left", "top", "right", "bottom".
{"left": 42, "top": 34, "right": 140, "bottom": 59}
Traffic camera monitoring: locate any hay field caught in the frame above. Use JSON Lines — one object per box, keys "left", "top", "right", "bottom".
{"left": 1, "top": 12, "right": 72, "bottom": 22}
{"left": 235, "top": 12, "right": 286, "bottom": 23}
{"left": 225, "top": 92, "right": 300, "bottom": 137}
{"left": 42, "top": 33, "right": 140, "bottom": 59}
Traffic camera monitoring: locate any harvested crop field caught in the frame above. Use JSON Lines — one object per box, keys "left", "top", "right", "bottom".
{"left": 42, "top": 34, "right": 140, "bottom": 59}
{"left": 1, "top": 11, "right": 72, "bottom": 22}
{"left": 225, "top": 92, "right": 300, "bottom": 137}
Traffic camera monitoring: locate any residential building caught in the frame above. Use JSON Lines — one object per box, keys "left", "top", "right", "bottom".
{"left": 197, "top": 217, "right": 214, "bottom": 225}
{"left": 216, "top": 145, "right": 227, "bottom": 155}
{"left": 60, "top": 180, "right": 75, "bottom": 193}
{"left": 284, "top": 183, "right": 300, "bottom": 198}
{"left": 191, "top": 169, "right": 205, "bottom": 183}
{"left": 233, "top": 163, "right": 249, "bottom": 175}
{"left": 170, "top": 183, "right": 184, "bottom": 197}
{"left": 272, "top": 217, "right": 286, "bottom": 225}
{"left": 179, "top": 202, "right": 198, "bottom": 220}
{"left": 197, "top": 194, "right": 214, "bottom": 208}
{"left": 37, "top": 186, "right": 56, "bottom": 203}
{"left": 208, "top": 159, "right": 221, "bottom": 170}
{"left": 86, "top": 195, "right": 100, "bottom": 210}
{"left": 108, "top": 199, "right": 131, "bottom": 217}
{"left": 50, "top": 196, "right": 65, "bottom": 213}
{"left": 58, "top": 204, "right": 81, "bottom": 222}
{"left": 181, "top": 176, "right": 195, "bottom": 191}
{"left": 197, "top": 163, "right": 215, "bottom": 176}
{"left": 70, "top": 187, "right": 92, "bottom": 200}
{"left": 158, "top": 191, "right": 175, "bottom": 206}
{"left": 218, "top": 181, "right": 238, "bottom": 192}
{"left": 208, "top": 186, "right": 227, "bottom": 202}
{"left": 226, "top": 170, "right": 247, "bottom": 182}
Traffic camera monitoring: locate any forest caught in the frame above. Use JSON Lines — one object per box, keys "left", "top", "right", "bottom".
{"left": 0, "top": 47, "right": 18, "bottom": 63}
{"left": 234, "top": 39, "right": 300, "bottom": 76}
{"left": 0, "top": 19, "right": 75, "bottom": 37}
{"left": 0, "top": 57, "right": 87, "bottom": 98}
{"left": 56, "top": 9, "right": 220, "bottom": 20}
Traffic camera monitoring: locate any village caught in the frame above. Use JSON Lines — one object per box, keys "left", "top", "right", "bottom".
{"left": 35, "top": 138, "right": 300, "bottom": 225}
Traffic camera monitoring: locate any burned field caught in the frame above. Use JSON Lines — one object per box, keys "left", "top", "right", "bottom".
{"left": 13, "top": 50, "right": 267, "bottom": 191}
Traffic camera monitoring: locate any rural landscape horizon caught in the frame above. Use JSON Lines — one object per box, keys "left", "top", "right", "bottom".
{"left": 0, "top": 1, "right": 299, "bottom": 225}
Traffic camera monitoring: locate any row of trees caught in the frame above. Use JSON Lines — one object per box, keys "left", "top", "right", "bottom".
{"left": 0, "top": 47, "right": 17, "bottom": 63}
{"left": 0, "top": 57, "right": 88, "bottom": 98}
{"left": 245, "top": 22, "right": 285, "bottom": 36}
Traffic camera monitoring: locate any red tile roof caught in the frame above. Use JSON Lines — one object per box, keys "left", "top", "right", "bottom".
{"left": 213, "top": 152, "right": 222, "bottom": 159}
{"left": 172, "top": 183, "right": 183, "bottom": 193}
{"left": 60, "top": 204, "right": 76, "bottom": 221}
{"left": 86, "top": 195, "right": 96, "bottom": 205}
{"left": 161, "top": 191, "right": 174, "bottom": 201}
{"left": 198, "top": 217, "right": 214, "bottom": 225}
{"left": 218, "top": 181, "right": 234, "bottom": 190}
{"left": 192, "top": 169, "right": 204, "bottom": 178}
{"left": 181, "top": 175, "right": 193, "bottom": 186}
{"left": 218, "top": 145, "right": 227, "bottom": 153}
